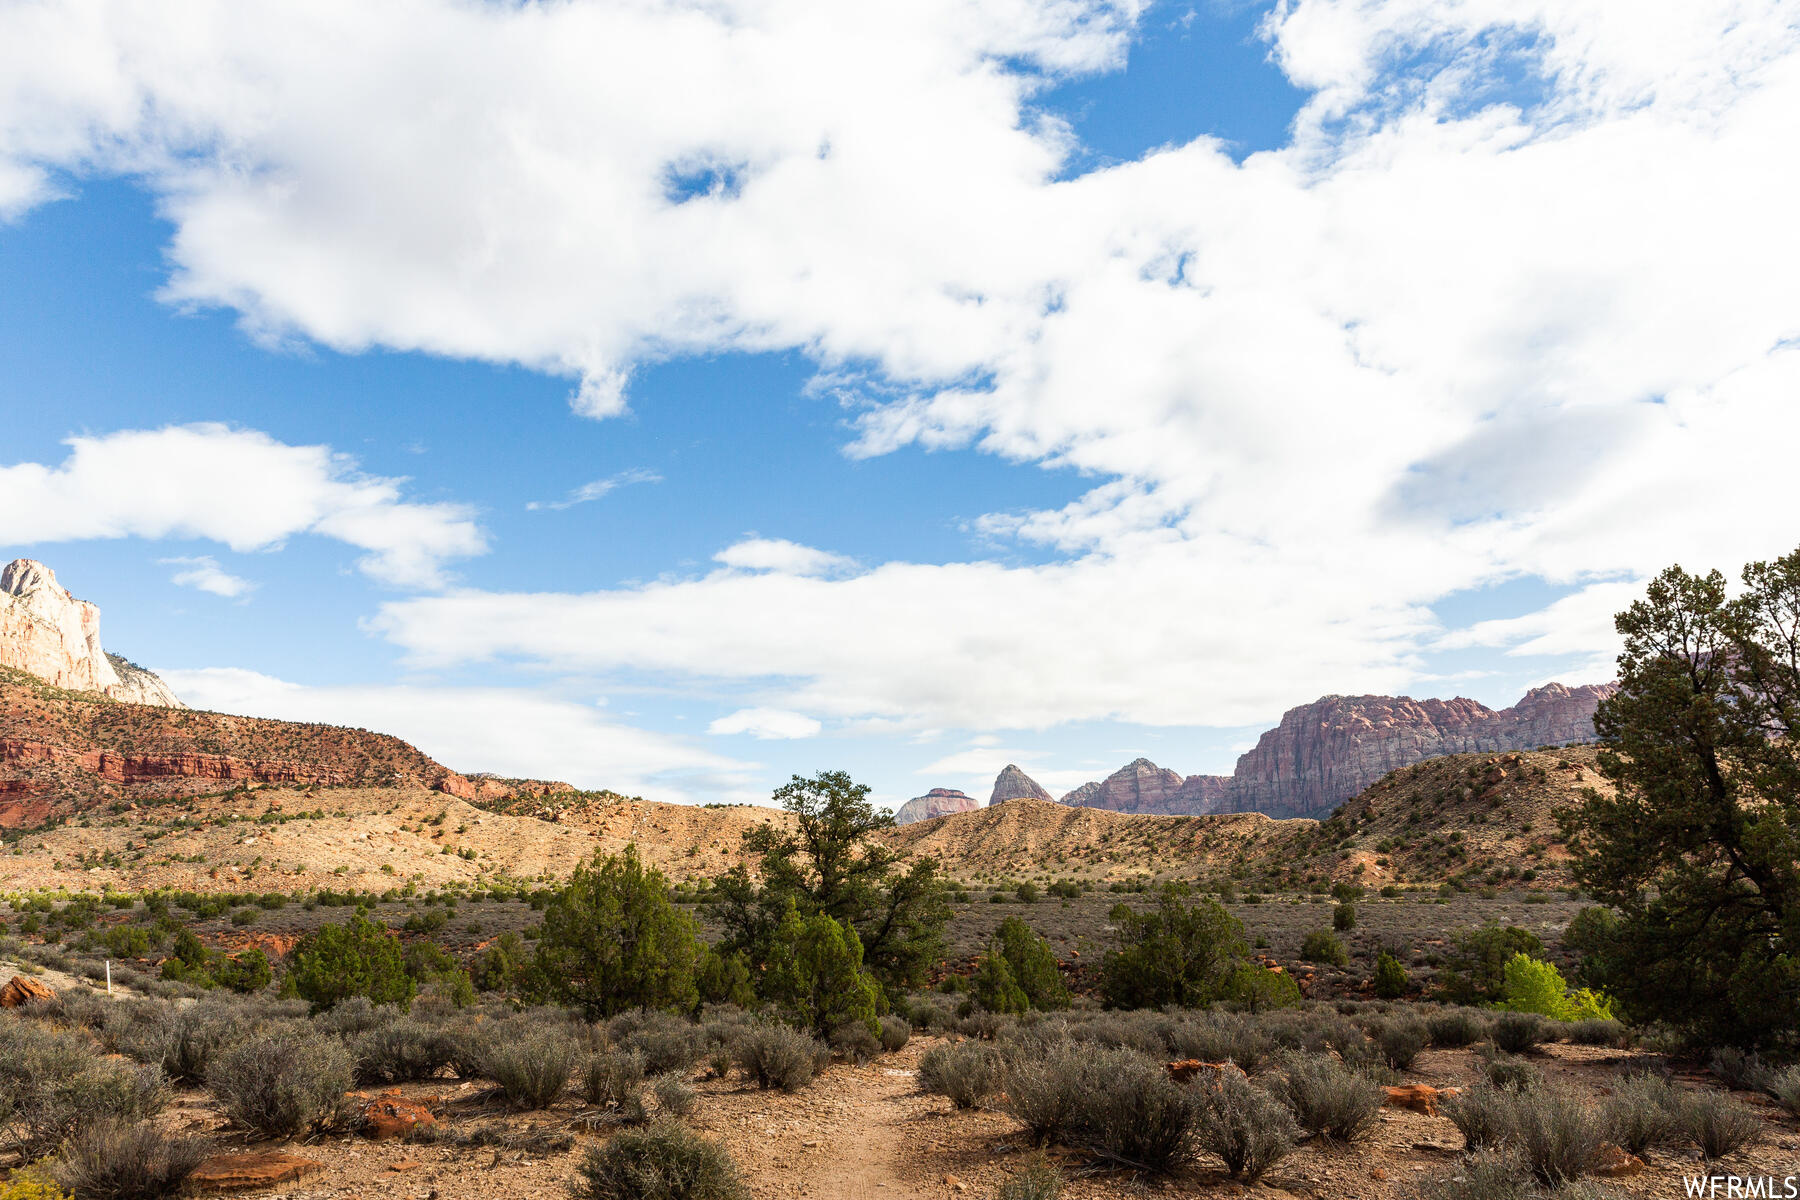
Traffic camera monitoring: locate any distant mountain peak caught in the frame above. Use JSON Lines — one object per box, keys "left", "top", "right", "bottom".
{"left": 0, "top": 557, "right": 184, "bottom": 707}
{"left": 990, "top": 763, "right": 1051, "bottom": 805}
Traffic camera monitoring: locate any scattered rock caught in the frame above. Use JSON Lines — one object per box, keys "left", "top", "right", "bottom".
{"left": 1166, "top": 1060, "right": 1247, "bottom": 1087}
{"left": 358, "top": 1096, "right": 437, "bottom": 1140}
{"left": 1592, "top": 1142, "right": 1646, "bottom": 1177}
{"left": 189, "top": 1152, "right": 325, "bottom": 1192}
{"left": 1385, "top": 1084, "right": 1457, "bottom": 1117}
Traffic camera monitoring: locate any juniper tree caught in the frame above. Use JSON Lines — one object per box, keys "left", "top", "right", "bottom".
{"left": 1559, "top": 549, "right": 1800, "bottom": 1048}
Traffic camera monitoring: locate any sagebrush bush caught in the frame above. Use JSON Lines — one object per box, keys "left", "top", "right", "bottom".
{"left": 1368, "top": 1017, "right": 1429, "bottom": 1071}
{"left": 484, "top": 1029, "right": 577, "bottom": 1109}
{"left": 611, "top": 1013, "right": 705, "bottom": 1077}
{"left": 1601, "top": 1074, "right": 1683, "bottom": 1156}
{"left": 1563, "top": 1019, "right": 1623, "bottom": 1047}
{"left": 919, "top": 1041, "right": 1007, "bottom": 1110}
{"left": 571, "top": 1121, "right": 749, "bottom": 1200}
{"left": 155, "top": 1004, "right": 247, "bottom": 1086}
{"left": 0, "top": 1022, "right": 168, "bottom": 1160}
{"left": 1489, "top": 1012, "right": 1545, "bottom": 1055}
{"left": 735, "top": 1024, "right": 825, "bottom": 1093}
{"left": 582, "top": 1050, "right": 647, "bottom": 1122}
{"left": 1480, "top": 1050, "right": 1544, "bottom": 1093}
{"left": 353, "top": 1020, "right": 453, "bottom": 1084}
{"left": 1276, "top": 1053, "right": 1383, "bottom": 1142}
{"left": 1505, "top": 1086, "right": 1603, "bottom": 1185}
{"left": 878, "top": 1015, "right": 910, "bottom": 1053}
{"left": 1681, "top": 1090, "right": 1762, "bottom": 1160}
{"left": 207, "top": 1032, "right": 351, "bottom": 1138}
{"left": 1427, "top": 1010, "right": 1487, "bottom": 1048}
{"left": 1768, "top": 1065, "right": 1800, "bottom": 1117}
{"left": 1708, "top": 1047, "right": 1771, "bottom": 1092}
{"left": 1414, "top": 1150, "right": 1533, "bottom": 1200}
{"left": 652, "top": 1073, "right": 697, "bottom": 1119}
{"left": 1195, "top": 1072, "right": 1295, "bottom": 1183}
{"left": 1447, "top": 1086, "right": 1516, "bottom": 1152}
{"left": 53, "top": 1120, "right": 207, "bottom": 1200}
{"left": 828, "top": 1020, "right": 880, "bottom": 1065}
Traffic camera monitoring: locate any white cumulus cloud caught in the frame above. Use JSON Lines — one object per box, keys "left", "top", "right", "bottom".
{"left": 706, "top": 707, "right": 823, "bottom": 740}
{"left": 161, "top": 555, "right": 255, "bottom": 599}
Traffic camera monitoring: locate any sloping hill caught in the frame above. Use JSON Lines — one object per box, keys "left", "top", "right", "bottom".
{"left": 0, "top": 668, "right": 563, "bottom": 827}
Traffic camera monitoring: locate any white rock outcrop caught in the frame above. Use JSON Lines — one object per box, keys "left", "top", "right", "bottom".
{"left": 0, "top": 559, "right": 184, "bottom": 707}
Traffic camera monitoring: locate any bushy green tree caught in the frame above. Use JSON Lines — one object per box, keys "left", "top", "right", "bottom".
{"left": 990, "top": 916, "right": 1071, "bottom": 1010}
{"left": 1437, "top": 924, "right": 1544, "bottom": 1005}
{"left": 696, "top": 945, "right": 757, "bottom": 1008}
{"left": 1221, "top": 964, "right": 1302, "bottom": 1012}
{"left": 969, "top": 944, "right": 1029, "bottom": 1014}
{"left": 214, "top": 948, "right": 272, "bottom": 994}
{"left": 1101, "top": 885, "right": 1249, "bottom": 1009}
{"left": 1498, "top": 953, "right": 1615, "bottom": 1021}
{"left": 287, "top": 913, "right": 415, "bottom": 1011}
{"left": 533, "top": 844, "right": 701, "bottom": 1018}
{"left": 471, "top": 931, "right": 528, "bottom": 993}
{"left": 710, "top": 770, "right": 950, "bottom": 993}
{"left": 1560, "top": 550, "right": 1800, "bottom": 1048}
{"left": 761, "top": 899, "right": 882, "bottom": 1037}
{"left": 1372, "top": 949, "right": 1408, "bottom": 999}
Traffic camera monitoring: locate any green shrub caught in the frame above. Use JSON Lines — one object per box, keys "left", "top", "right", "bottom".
{"left": 1301, "top": 930, "right": 1348, "bottom": 966}
{"left": 1333, "top": 903, "right": 1356, "bottom": 932}
{"left": 483, "top": 1029, "right": 577, "bottom": 1109}
{"left": 1101, "top": 887, "right": 1248, "bottom": 1009}
{"left": 571, "top": 1122, "right": 749, "bottom": 1200}
{"left": 734, "top": 1024, "right": 824, "bottom": 1093}
{"left": 207, "top": 1033, "right": 351, "bottom": 1138}
{"left": 990, "top": 917, "right": 1070, "bottom": 1011}
{"left": 212, "top": 949, "right": 272, "bottom": 994}
{"left": 1496, "top": 954, "right": 1615, "bottom": 1021}
{"left": 1194, "top": 1072, "right": 1295, "bottom": 1182}
{"left": 1372, "top": 950, "right": 1409, "bottom": 999}
{"left": 1220, "top": 964, "right": 1302, "bottom": 1013}
{"left": 918, "top": 1041, "right": 1006, "bottom": 1110}
{"left": 1426, "top": 1009, "right": 1487, "bottom": 1048}
{"left": 286, "top": 914, "right": 415, "bottom": 1012}
{"left": 534, "top": 846, "right": 701, "bottom": 1018}
{"left": 53, "top": 1120, "right": 207, "bottom": 1200}
{"left": 1276, "top": 1053, "right": 1382, "bottom": 1142}
{"left": 970, "top": 945, "right": 1028, "bottom": 1014}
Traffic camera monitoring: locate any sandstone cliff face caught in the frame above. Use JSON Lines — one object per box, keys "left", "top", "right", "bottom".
{"left": 893, "top": 787, "right": 979, "bottom": 825}
{"left": 989, "top": 764, "right": 1051, "bottom": 805}
{"left": 0, "top": 560, "right": 184, "bottom": 707}
{"left": 1054, "top": 683, "right": 1615, "bottom": 820}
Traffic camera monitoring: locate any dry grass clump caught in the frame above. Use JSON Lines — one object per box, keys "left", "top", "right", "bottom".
{"left": 735, "top": 1024, "right": 826, "bottom": 1093}
{"left": 207, "top": 1032, "right": 351, "bottom": 1138}
{"left": 1599, "top": 1074, "right": 1682, "bottom": 1156}
{"left": 1275, "top": 1052, "right": 1384, "bottom": 1142}
{"left": 1768, "top": 1065, "right": 1800, "bottom": 1117}
{"left": 53, "top": 1120, "right": 208, "bottom": 1200}
{"left": 1505, "top": 1087, "right": 1604, "bottom": 1185}
{"left": 995, "top": 1158, "right": 1062, "bottom": 1200}
{"left": 1681, "top": 1090, "right": 1761, "bottom": 1161}
{"left": 571, "top": 1121, "right": 749, "bottom": 1200}
{"left": 651, "top": 1073, "right": 697, "bottom": 1119}
{"left": 1447, "top": 1085, "right": 1519, "bottom": 1153}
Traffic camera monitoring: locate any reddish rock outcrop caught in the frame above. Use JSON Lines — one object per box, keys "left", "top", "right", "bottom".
{"left": 1057, "top": 683, "right": 1615, "bottom": 819}
{"left": 0, "top": 974, "right": 56, "bottom": 1007}
{"left": 1383, "top": 1084, "right": 1460, "bottom": 1116}
{"left": 0, "top": 559, "right": 183, "bottom": 706}
{"left": 893, "top": 788, "right": 980, "bottom": 825}
{"left": 357, "top": 1094, "right": 437, "bottom": 1140}
{"left": 988, "top": 764, "right": 1051, "bottom": 805}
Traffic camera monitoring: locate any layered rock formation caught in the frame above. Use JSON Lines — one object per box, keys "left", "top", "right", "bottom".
{"left": 0, "top": 559, "right": 183, "bottom": 707}
{"left": 989, "top": 764, "right": 1051, "bottom": 805}
{"left": 892, "top": 787, "right": 979, "bottom": 825}
{"left": 1057, "top": 683, "right": 1615, "bottom": 820}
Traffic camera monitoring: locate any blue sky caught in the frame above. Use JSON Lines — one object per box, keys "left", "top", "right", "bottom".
{"left": 2, "top": 0, "right": 1797, "bottom": 807}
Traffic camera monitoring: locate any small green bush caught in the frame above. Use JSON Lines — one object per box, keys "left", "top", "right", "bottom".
{"left": 571, "top": 1122, "right": 749, "bottom": 1200}
{"left": 1333, "top": 903, "right": 1356, "bottom": 932}
{"left": 286, "top": 914, "right": 415, "bottom": 1012}
{"left": 1301, "top": 930, "right": 1348, "bottom": 966}
{"left": 207, "top": 1033, "right": 351, "bottom": 1138}
{"left": 1489, "top": 1012, "right": 1545, "bottom": 1055}
{"left": 1372, "top": 950, "right": 1409, "bottom": 999}
{"left": 1427, "top": 1009, "right": 1487, "bottom": 1047}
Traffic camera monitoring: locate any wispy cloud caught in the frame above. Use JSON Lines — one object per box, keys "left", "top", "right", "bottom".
{"left": 161, "top": 555, "right": 255, "bottom": 599}
{"left": 526, "top": 468, "right": 661, "bottom": 511}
